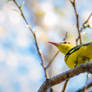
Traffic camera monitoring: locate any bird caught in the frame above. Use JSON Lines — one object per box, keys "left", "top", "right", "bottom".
{"left": 48, "top": 41, "right": 92, "bottom": 69}
{"left": 48, "top": 41, "right": 74, "bottom": 55}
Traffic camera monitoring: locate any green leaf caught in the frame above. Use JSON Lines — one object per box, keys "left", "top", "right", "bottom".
{"left": 83, "top": 24, "right": 91, "bottom": 29}
{"left": 88, "top": 73, "right": 91, "bottom": 78}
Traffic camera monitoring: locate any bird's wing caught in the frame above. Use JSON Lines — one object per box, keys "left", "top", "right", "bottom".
{"left": 64, "top": 45, "right": 81, "bottom": 66}
{"left": 65, "top": 45, "right": 81, "bottom": 56}
{"left": 65, "top": 42, "right": 90, "bottom": 57}
{"left": 64, "top": 42, "right": 90, "bottom": 68}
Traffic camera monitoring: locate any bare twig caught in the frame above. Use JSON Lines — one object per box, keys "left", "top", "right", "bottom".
{"left": 77, "top": 82, "right": 92, "bottom": 92}
{"left": 62, "top": 79, "right": 69, "bottom": 92}
{"left": 13, "top": 0, "right": 47, "bottom": 78}
{"left": 75, "top": 13, "right": 92, "bottom": 43}
{"left": 38, "top": 63, "right": 92, "bottom": 92}
{"left": 70, "top": 0, "right": 82, "bottom": 44}
{"left": 80, "top": 13, "right": 92, "bottom": 32}
{"left": 46, "top": 51, "right": 59, "bottom": 69}
{"left": 63, "top": 32, "right": 68, "bottom": 41}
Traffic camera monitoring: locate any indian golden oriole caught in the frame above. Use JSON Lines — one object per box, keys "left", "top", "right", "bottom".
{"left": 48, "top": 41, "right": 92, "bottom": 69}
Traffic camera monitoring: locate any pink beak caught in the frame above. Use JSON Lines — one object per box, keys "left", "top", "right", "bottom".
{"left": 48, "top": 41, "right": 59, "bottom": 46}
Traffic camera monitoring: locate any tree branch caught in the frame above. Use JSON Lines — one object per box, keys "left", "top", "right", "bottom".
{"left": 62, "top": 79, "right": 69, "bottom": 92}
{"left": 38, "top": 63, "right": 92, "bottom": 92}
{"left": 70, "top": 0, "right": 82, "bottom": 44}
{"left": 13, "top": 0, "right": 47, "bottom": 78}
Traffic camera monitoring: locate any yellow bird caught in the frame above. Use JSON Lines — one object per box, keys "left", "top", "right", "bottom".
{"left": 48, "top": 41, "right": 92, "bottom": 69}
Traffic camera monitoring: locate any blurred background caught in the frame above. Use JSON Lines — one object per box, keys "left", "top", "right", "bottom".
{"left": 0, "top": 0, "right": 92, "bottom": 92}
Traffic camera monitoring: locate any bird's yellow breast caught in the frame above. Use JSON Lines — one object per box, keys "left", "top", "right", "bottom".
{"left": 65, "top": 45, "right": 88, "bottom": 69}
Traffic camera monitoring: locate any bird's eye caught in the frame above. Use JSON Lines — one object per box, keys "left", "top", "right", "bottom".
{"left": 63, "top": 41, "right": 71, "bottom": 44}
{"left": 64, "top": 42, "right": 67, "bottom": 44}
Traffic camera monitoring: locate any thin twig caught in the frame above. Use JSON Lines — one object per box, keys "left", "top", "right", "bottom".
{"left": 63, "top": 32, "right": 68, "bottom": 41}
{"left": 46, "top": 51, "right": 59, "bottom": 69}
{"left": 62, "top": 79, "right": 69, "bottom": 92}
{"left": 80, "top": 13, "right": 92, "bottom": 32}
{"left": 70, "top": 0, "right": 82, "bottom": 44}
{"left": 76, "top": 13, "right": 92, "bottom": 42}
{"left": 77, "top": 82, "right": 92, "bottom": 92}
{"left": 13, "top": 0, "right": 47, "bottom": 78}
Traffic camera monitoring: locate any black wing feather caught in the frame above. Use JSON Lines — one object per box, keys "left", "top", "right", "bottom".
{"left": 65, "top": 42, "right": 90, "bottom": 57}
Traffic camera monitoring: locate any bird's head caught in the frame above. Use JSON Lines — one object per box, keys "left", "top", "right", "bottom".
{"left": 48, "top": 41, "right": 74, "bottom": 54}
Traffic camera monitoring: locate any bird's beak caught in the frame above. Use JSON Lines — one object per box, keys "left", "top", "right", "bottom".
{"left": 48, "top": 41, "right": 59, "bottom": 46}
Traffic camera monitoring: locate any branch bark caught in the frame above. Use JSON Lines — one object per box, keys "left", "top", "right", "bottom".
{"left": 62, "top": 79, "right": 69, "bottom": 92}
{"left": 70, "top": 0, "right": 82, "bottom": 44}
{"left": 38, "top": 63, "right": 92, "bottom": 92}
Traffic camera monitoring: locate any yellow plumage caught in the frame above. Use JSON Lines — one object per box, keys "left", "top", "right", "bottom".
{"left": 49, "top": 41, "right": 92, "bottom": 69}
